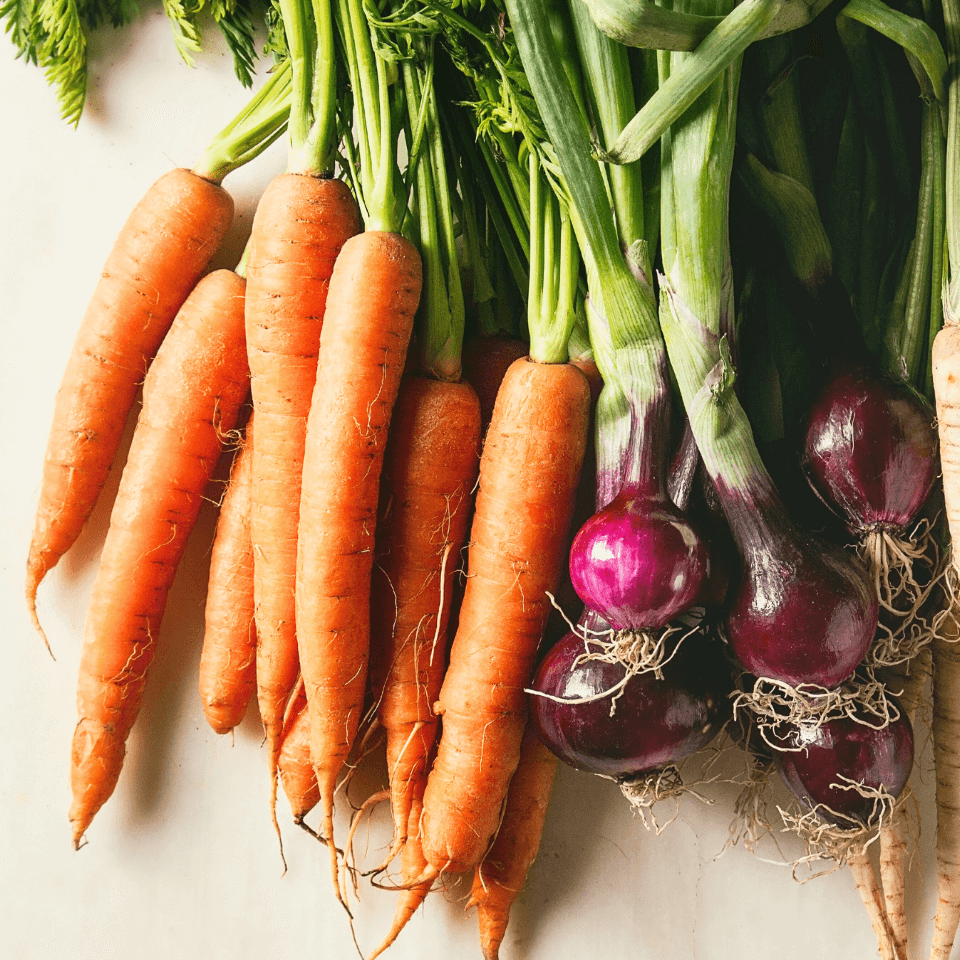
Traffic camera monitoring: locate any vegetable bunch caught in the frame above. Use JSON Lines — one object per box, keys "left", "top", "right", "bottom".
{"left": 13, "top": 0, "right": 960, "bottom": 956}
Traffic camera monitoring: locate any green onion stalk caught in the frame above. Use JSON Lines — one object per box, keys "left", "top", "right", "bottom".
{"left": 737, "top": 22, "right": 944, "bottom": 674}
{"left": 658, "top": 1, "right": 887, "bottom": 733}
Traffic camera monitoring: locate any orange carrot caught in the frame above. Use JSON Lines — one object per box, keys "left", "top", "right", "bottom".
{"left": 296, "top": 230, "right": 422, "bottom": 896}
{"left": 369, "top": 374, "right": 481, "bottom": 863}
{"left": 244, "top": 172, "right": 360, "bottom": 787}
{"left": 198, "top": 414, "right": 257, "bottom": 735}
{"left": 419, "top": 357, "right": 590, "bottom": 876}
{"left": 368, "top": 795, "right": 434, "bottom": 960}
{"left": 69, "top": 267, "right": 249, "bottom": 844}
{"left": 278, "top": 683, "right": 320, "bottom": 825}
{"left": 26, "top": 168, "right": 233, "bottom": 647}
{"left": 469, "top": 727, "right": 558, "bottom": 960}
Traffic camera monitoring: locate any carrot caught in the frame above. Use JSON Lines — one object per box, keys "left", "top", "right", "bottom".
{"left": 468, "top": 726, "right": 558, "bottom": 960}
{"left": 419, "top": 357, "right": 590, "bottom": 876}
{"left": 244, "top": 171, "right": 360, "bottom": 787}
{"left": 26, "top": 64, "right": 292, "bottom": 649}
{"left": 277, "top": 683, "right": 320, "bottom": 826}
{"left": 198, "top": 414, "right": 257, "bottom": 735}
{"left": 69, "top": 267, "right": 249, "bottom": 844}
{"left": 26, "top": 167, "right": 233, "bottom": 647}
{"left": 368, "top": 796, "right": 434, "bottom": 960}
{"left": 296, "top": 228, "right": 422, "bottom": 897}
{"left": 369, "top": 374, "right": 481, "bottom": 863}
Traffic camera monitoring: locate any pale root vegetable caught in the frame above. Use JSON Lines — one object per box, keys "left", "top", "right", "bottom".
{"left": 27, "top": 168, "right": 234, "bottom": 648}
{"left": 368, "top": 374, "right": 481, "bottom": 864}
{"left": 296, "top": 229, "right": 422, "bottom": 897}
{"left": 848, "top": 853, "right": 901, "bottom": 960}
{"left": 198, "top": 414, "right": 257, "bottom": 735}
{"left": 930, "top": 321, "right": 960, "bottom": 960}
{"left": 244, "top": 172, "right": 360, "bottom": 787}
{"left": 69, "top": 268, "right": 249, "bottom": 844}
{"left": 878, "top": 645, "right": 931, "bottom": 960}
{"left": 419, "top": 357, "right": 590, "bottom": 876}
{"left": 468, "top": 727, "right": 558, "bottom": 960}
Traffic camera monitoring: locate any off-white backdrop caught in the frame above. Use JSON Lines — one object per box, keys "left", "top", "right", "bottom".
{"left": 0, "top": 14, "right": 943, "bottom": 960}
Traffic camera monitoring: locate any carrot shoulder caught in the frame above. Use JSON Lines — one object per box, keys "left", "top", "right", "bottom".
{"left": 244, "top": 172, "right": 360, "bottom": 775}
{"left": 369, "top": 374, "right": 481, "bottom": 861}
{"left": 420, "top": 357, "right": 590, "bottom": 875}
{"left": 27, "top": 168, "right": 234, "bottom": 644}
{"left": 469, "top": 728, "right": 558, "bottom": 960}
{"left": 198, "top": 414, "right": 257, "bottom": 736}
{"left": 69, "top": 268, "right": 249, "bottom": 845}
{"left": 296, "top": 229, "right": 421, "bottom": 892}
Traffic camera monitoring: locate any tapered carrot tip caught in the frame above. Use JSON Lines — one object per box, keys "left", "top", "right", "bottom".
{"left": 25, "top": 566, "right": 53, "bottom": 658}
{"left": 68, "top": 718, "right": 126, "bottom": 848}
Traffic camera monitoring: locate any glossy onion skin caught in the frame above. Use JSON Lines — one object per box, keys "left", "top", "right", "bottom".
{"left": 801, "top": 367, "right": 938, "bottom": 531}
{"left": 568, "top": 489, "right": 710, "bottom": 631}
{"left": 775, "top": 705, "right": 914, "bottom": 825}
{"left": 726, "top": 530, "right": 878, "bottom": 689}
{"left": 529, "top": 628, "right": 731, "bottom": 778}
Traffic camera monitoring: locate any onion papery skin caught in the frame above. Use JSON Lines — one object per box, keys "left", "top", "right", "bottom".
{"left": 775, "top": 705, "right": 914, "bottom": 825}
{"left": 568, "top": 487, "right": 710, "bottom": 631}
{"left": 801, "top": 367, "right": 938, "bottom": 533}
{"left": 529, "top": 627, "right": 731, "bottom": 778}
{"left": 721, "top": 487, "right": 879, "bottom": 689}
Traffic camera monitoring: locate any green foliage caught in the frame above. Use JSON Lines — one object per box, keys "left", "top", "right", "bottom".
{"left": 2, "top": 0, "right": 268, "bottom": 122}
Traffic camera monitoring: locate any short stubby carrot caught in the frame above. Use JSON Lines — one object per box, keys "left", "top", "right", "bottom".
{"left": 469, "top": 727, "right": 558, "bottom": 960}
{"left": 27, "top": 168, "right": 234, "bottom": 646}
{"left": 420, "top": 357, "right": 590, "bottom": 876}
{"left": 244, "top": 173, "right": 360, "bottom": 778}
{"left": 296, "top": 230, "right": 422, "bottom": 891}
{"left": 69, "top": 268, "right": 249, "bottom": 845}
{"left": 369, "top": 374, "right": 481, "bottom": 860}
{"left": 198, "top": 414, "right": 257, "bottom": 735}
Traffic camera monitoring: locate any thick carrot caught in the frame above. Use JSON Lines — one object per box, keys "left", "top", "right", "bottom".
{"left": 296, "top": 229, "right": 422, "bottom": 895}
{"left": 69, "top": 268, "right": 249, "bottom": 844}
{"left": 244, "top": 172, "right": 360, "bottom": 784}
{"left": 277, "top": 684, "right": 320, "bottom": 825}
{"left": 368, "top": 374, "right": 481, "bottom": 863}
{"left": 468, "top": 727, "right": 558, "bottom": 960}
{"left": 420, "top": 357, "right": 590, "bottom": 876}
{"left": 198, "top": 414, "right": 257, "bottom": 735}
{"left": 26, "top": 168, "right": 233, "bottom": 646}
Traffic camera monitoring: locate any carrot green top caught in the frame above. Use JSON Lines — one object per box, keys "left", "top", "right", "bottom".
{"left": 193, "top": 60, "right": 293, "bottom": 184}
{"left": 277, "top": 0, "right": 339, "bottom": 175}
